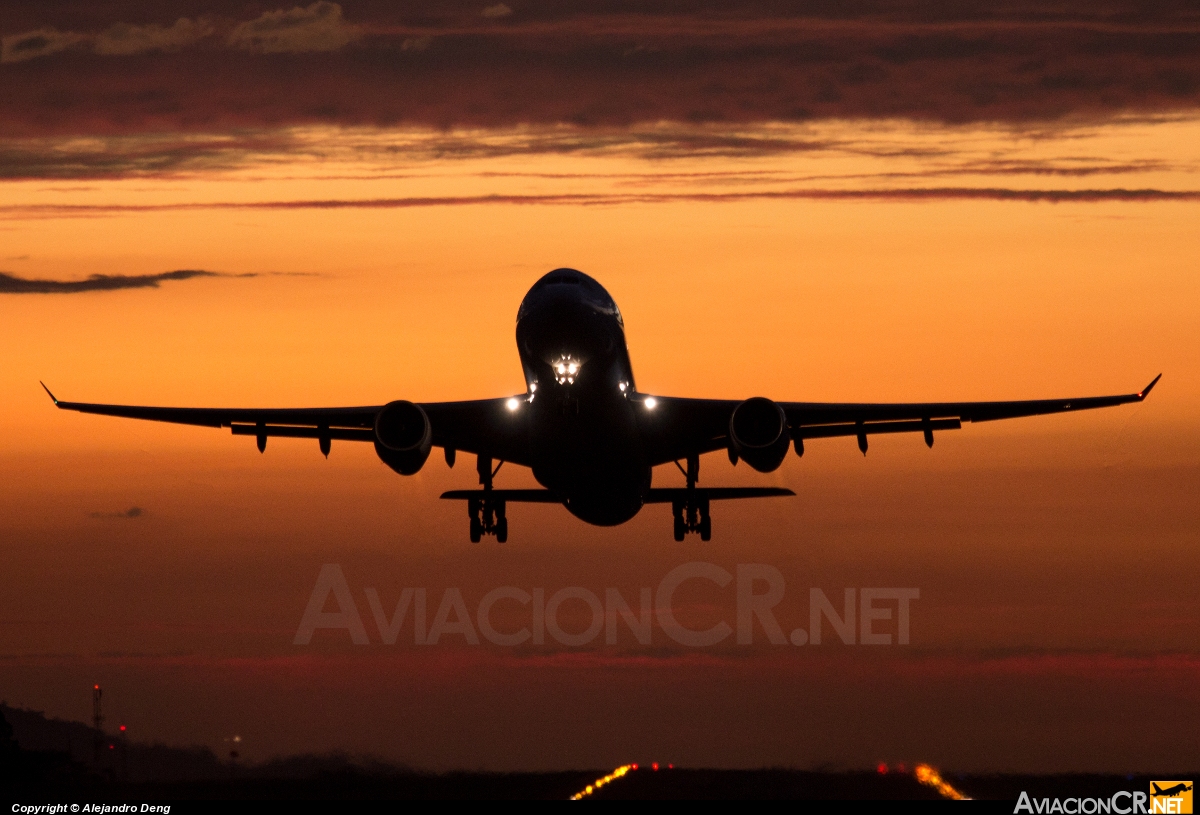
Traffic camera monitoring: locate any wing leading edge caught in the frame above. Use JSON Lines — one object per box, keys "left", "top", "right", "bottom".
{"left": 39, "top": 383, "right": 532, "bottom": 464}
{"left": 41, "top": 374, "right": 1161, "bottom": 466}
{"left": 638, "top": 374, "right": 1161, "bottom": 464}
{"left": 784, "top": 373, "right": 1161, "bottom": 426}
{"left": 41, "top": 381, "right": 381, "bottom": 431}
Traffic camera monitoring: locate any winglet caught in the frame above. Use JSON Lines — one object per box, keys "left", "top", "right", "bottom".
{"left": 39, "top": 381, "right": 60, "bottom": 406}
{"left": 1137, "top": 373, "right": 1162, "bottom": 400}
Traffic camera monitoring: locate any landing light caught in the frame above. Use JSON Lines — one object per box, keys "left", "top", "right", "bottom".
{"left": 506, "top": 398, "right": 520, "bottom": 411}
{"left": 644, "top": 397, "right": 657, "bottom": 409}
{"left": 552, "top": 354, "right": 582, "bottom": 385}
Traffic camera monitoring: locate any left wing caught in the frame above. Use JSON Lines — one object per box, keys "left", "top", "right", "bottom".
{"left": 636, "top": 375, "right": 1161, "bottom": 465}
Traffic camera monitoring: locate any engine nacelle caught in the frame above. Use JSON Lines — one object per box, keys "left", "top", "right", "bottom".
{"left": 373, "top": 400, "right": 432, "bottom": 475}
{"left": 728, "top": 397, "right": 790, "bottom": 473}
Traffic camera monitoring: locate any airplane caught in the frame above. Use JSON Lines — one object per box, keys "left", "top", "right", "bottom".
{"left": 42, "top": 267, "right": 1160, "bottom": 543}
{"left": 1152, "top": 783, "right": 1193, "bottom": 797}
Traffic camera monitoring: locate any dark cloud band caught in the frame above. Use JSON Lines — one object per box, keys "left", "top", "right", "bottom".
{"left": 0, "top": 269, "right": 231, "bottom": 294}
{"left": 3, "top": 188, "right": 1197, "bottom": 221}
{"left": 3, "top": 2, "right": 1200, "bottom": 135}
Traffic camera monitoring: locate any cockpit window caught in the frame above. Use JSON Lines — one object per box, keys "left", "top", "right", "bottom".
{"left": 518, "top": 268, "right": 621, "bottom": 323}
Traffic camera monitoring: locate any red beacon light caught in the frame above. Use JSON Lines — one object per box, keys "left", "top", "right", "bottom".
{"left": 652, "top": 762, "right": 659, "bottom": 771}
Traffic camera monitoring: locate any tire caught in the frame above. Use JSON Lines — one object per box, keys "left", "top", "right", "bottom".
{"left": 699, "top": 517, "right": 712, "bottom": 541}
{"left": 496, "top": 518, "right": 508, "bottom": 543}
{"left": 673, "top": 517, "right": 686, "bottom": 541}
{"left": 469, "top": 517, "right": 482, "bottom": 543}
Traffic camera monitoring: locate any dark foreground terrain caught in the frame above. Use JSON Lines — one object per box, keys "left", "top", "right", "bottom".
{"left": 3, "top": 705, "right": 1191, "bottom": 803}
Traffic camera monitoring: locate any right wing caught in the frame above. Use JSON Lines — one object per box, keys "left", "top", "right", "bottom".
{"left": 41, "top": 383, "right": 533, "bottom": 465}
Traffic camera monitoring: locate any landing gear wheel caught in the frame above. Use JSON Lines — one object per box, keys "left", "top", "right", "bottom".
{"left": 469, "top": 517, "right": 482, "bottom": 543}
{"left": 699, "top": 516, "right": 712, "bottom": 541}
{"left": 673, "top": 516, "right": 686, "bottom": 541}
{"left": 495, "top": 517, "right": 508, "bottom": 543}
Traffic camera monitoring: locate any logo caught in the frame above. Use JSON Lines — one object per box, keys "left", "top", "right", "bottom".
{"left": 1150, "top": 782, "right": 1193, "bottom": 815}
{"left": 1015, "top": 784, "right": 1193, "bottom": 814}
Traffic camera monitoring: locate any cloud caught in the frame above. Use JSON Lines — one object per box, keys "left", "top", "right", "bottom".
{"left": 0, "top": 118, "right": 1185, "bottom": 182}
{"left": 5, "top": 187, "right": 1198, "bottom": 221}
{"left": 1, "top": 2, "right": 1199, "bottom": 132}
{"left": 481, "top": 4, "right": 513, "bottom": 19}
{"left": 228, "top": 2, "right": 361, "bottom": 54}
{"left": 400, "top": 36, "right": 433, "bottom": 53}
{"left": 0, "top": 131, "right": 300, "bottom": 180}
{"left": 0, "top": 269, "right": 239, "bottom": 294}
{"left": 93, "top": 18, "right": 214, "bottom": 56}
{"left": 1, "top": 28, "right": 84, "bottom": 63}
{"left": 89, "top": 507, "right": 144, "bottom": 519}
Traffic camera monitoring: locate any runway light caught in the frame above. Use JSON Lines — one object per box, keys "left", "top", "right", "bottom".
{"left": 914, "top": 763, "right": 971, "bottom": 801}
{"left": 877, "top": 762, "right": 888, "bottom": 775}
{"left": 568, "top": 764, "right": 634, "bottom": 800}
{"left": 506, "top": 398, "right": 520, "bottom": 411}
{"left": 652, "top": 762, "right": 659, "bottom": 771}
{"left": 644, "top": 397, "right": 657, "bottom": 409}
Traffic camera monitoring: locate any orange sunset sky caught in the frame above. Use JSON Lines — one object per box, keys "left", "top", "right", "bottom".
{"left": 1, "top": 1, "right": 1199, "bottom": 772}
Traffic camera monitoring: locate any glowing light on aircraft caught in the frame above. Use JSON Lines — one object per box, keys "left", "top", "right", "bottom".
{"left": 553, "top": 354, "right": 583, "bottom": 385}
{"left": 568, "top": 763, "right": 635, "bottom": 800}
{"left": 915, "top": 763, "right": 971, "bottom": 800}
{"left": 506, "top": 398, "right": 520, "bottom": 411}
{"left": 644, "top": 397, "right": 657, "bottom": 409}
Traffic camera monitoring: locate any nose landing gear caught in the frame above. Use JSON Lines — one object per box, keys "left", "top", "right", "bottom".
{"left": 469, "top": 455, "right": 508, "bottom": 542}
{"left": 672, "top": 454, "right": 712, "bottom": 541}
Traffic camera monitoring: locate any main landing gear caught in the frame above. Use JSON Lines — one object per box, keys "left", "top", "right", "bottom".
{"left": 672, "top": 454, "right": 711, "bottom": 541}
{"left": 468, "top": 455, "right": 507, "bottom": 543}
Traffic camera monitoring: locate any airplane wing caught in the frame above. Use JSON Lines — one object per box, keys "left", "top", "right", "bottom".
{"left": 637, "top": 374, "right": 1161, "bottom": 465}
{"left": 39, "top": 383, "right": 532, "bottom": 465}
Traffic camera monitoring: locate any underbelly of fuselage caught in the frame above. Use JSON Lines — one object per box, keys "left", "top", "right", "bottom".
{"left": 528, "top": 392, "right": 651, "bottom": 526}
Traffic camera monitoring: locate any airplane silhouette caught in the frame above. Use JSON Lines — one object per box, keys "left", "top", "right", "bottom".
{"left": 1152, "top": 783, "right": 1193, "bottom": 797}
{"left": 43, "top": 268, "right": 1160, "bottom": 542}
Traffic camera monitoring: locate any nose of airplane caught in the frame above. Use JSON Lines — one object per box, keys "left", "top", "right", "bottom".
{"left": 518, "top": 282, "right": 619, "bottom": 365}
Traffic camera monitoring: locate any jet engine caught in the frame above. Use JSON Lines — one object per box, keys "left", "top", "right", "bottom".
{"left": 373, "top": 400, "right": 432, "bottom": 475}
{"left": 728, "top": 397, "right": 790, "bottom": 473}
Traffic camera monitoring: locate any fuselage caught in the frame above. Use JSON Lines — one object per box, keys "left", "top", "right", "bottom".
{"left": 515, "top": 268, "right": 649, "bottom": 525}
